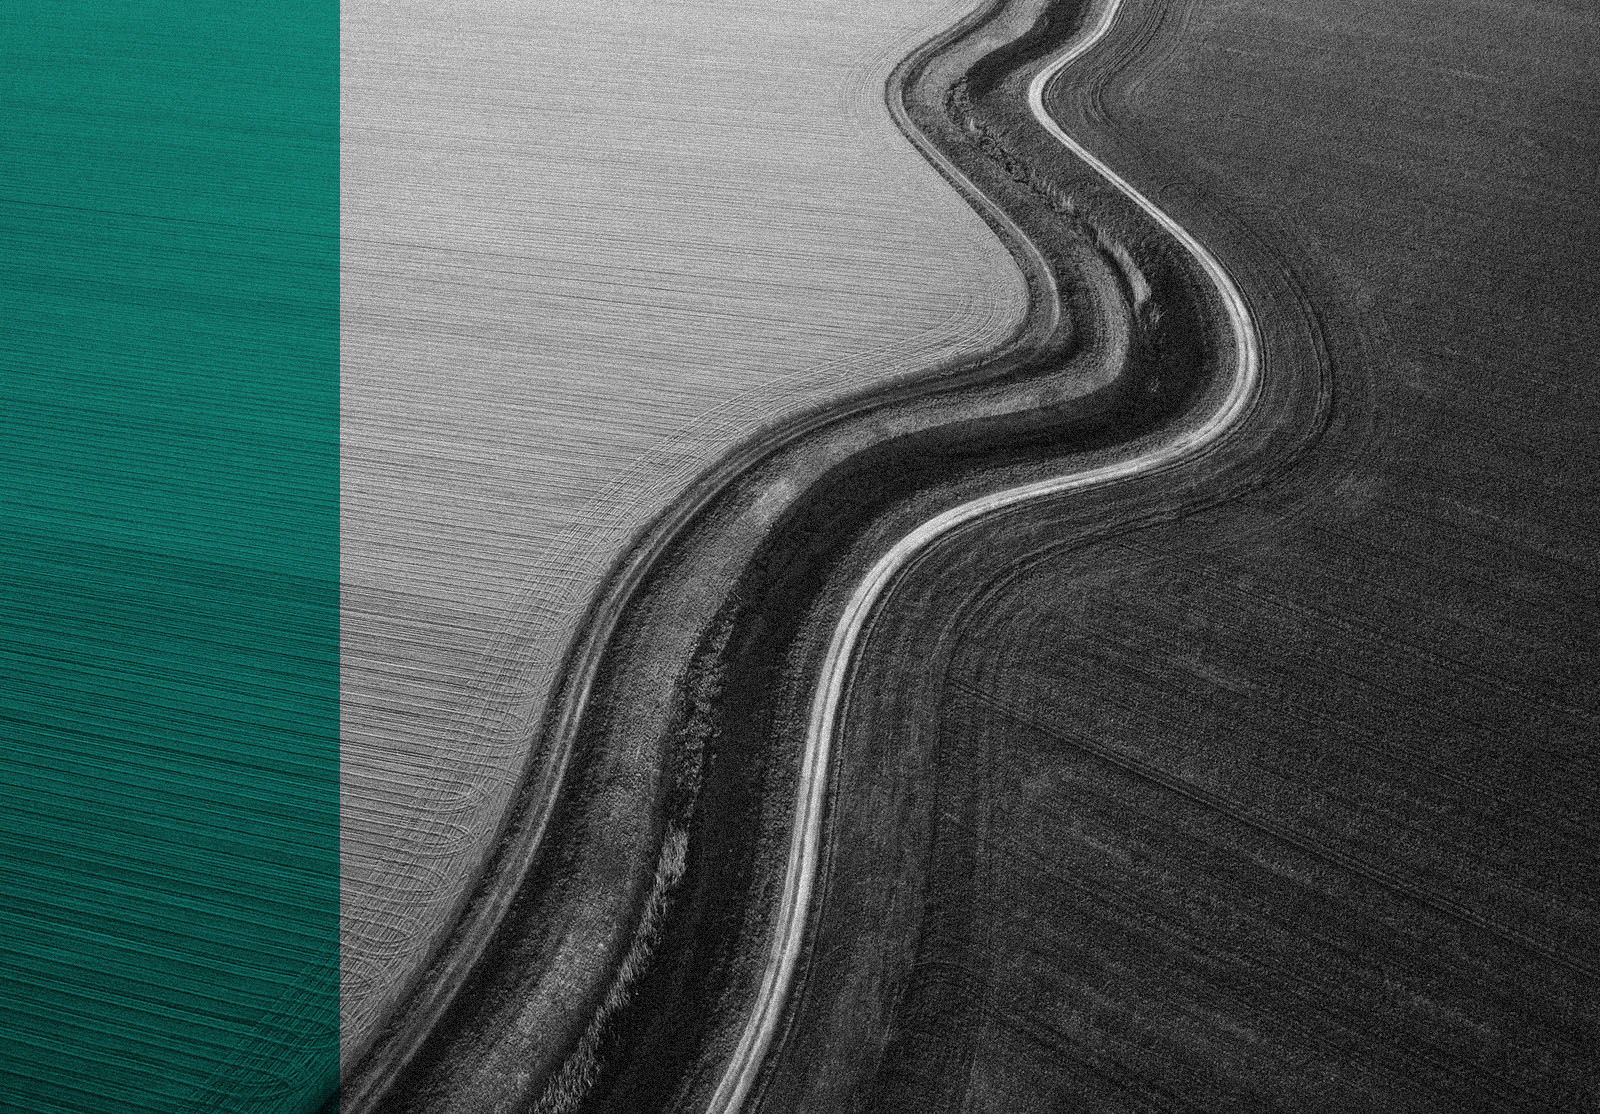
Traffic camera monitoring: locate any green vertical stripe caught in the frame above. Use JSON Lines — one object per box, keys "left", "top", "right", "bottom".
{"left": 1, "top": 2, "right": 338, "bottom": 1111}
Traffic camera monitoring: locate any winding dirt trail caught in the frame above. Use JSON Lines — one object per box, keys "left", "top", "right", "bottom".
{"left": 701, "top": 1, "right": 1262, "bottom": 1109}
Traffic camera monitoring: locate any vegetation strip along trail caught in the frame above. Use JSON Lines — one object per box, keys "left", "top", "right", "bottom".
{"left": 701, "top": 0, "right": 1262, "bottom": 1109}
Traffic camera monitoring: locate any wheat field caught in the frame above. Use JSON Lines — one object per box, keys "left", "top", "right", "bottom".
{"left": 338, "top": 0, "right": 1025, "bottom": 1058}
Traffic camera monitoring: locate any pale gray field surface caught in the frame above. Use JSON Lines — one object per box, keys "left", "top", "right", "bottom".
{"left": 338, "top": 0, "right": 1025, "bottom": 1058}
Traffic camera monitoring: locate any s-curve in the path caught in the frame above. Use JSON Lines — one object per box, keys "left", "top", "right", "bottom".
{"left": 701, "top": 0, "right": 1263, "bottom": 1110}
{"left": 337, "top": 0, "right": 1026, "bottom": 1072}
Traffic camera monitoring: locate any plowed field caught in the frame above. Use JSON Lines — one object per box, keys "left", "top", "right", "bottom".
{"left": 764, "top": 0, "right": 1600, "bottom": 1108}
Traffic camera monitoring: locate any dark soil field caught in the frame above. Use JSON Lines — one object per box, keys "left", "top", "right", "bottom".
{"left": 761, "top": 0, "right": 1600, "bottom": 1110}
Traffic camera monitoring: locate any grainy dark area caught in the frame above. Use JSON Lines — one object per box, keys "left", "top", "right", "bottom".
{"left": 766, "top": 0, "right": 1600, "bottom": 1109}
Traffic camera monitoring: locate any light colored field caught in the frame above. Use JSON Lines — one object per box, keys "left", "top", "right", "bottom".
{"left": 338, "top": 0, "right": 1025, "bottom": 1059}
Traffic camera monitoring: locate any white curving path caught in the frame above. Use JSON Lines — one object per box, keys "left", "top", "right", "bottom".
{"left": 703, "top": 1, "right": 1262, "bottom": 1110}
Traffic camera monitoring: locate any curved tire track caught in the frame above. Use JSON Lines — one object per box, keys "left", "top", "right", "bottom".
{"left": 701, "top": 0, "right": 1263, "bottom": 1109}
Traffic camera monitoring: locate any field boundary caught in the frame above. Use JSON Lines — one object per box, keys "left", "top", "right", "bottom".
{"left": 335, "top": 0, "right": 1258, "bottom": 1108}
{"left": 333, "top": 3, "right": 1061, "bottom": 1108}
{"left": 700, "top": 0, "right": 1262, "bottom": 1107}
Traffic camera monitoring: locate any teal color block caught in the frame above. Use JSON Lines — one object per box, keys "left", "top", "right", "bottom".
{"left": 1, "top": 2, "right": 338, "bottom": 1110}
